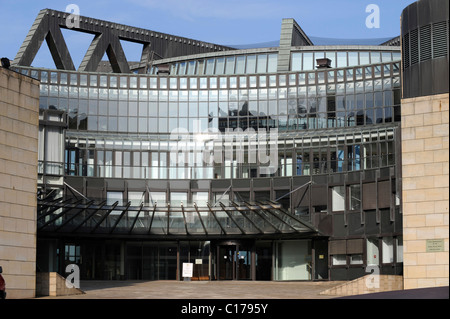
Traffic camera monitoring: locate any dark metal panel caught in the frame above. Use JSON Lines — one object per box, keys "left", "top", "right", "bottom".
{"left": 401, "top": 0, "right": 449, "bottom": 98}
{"left": 395, "top": 207, "right": 403, "bottom": 233}
{"left": 432, "top": 57, "right": 450, "bottom": 95}
{"left": 211, "top": 179, "right": 231, "bottom": 190}
{"left": 329, "top": 240, "right": 346, "bottom": 254}
{"left": 347, "top": 238, "right": 364, "bottom": 254}
{"left": 311, "top": 184, "right": 327, "bottom": 206}
{"left": 347, "top": 268, "right": 366, "bottom": 281}
{"left": 127, "top": 180, "right": 146, "bottom": 191}
{"left": 364, "top": 210, "right": 379, "bottom": 235}
{"left": 363, "top": 183, "right": 377, "bottom": 211}
{"left": 148, "top": 180, "right": 169, "bottom": 192}
{"left": 409, "top": 64, "right": 421, "bottom": 97}
{"left": 417, "top": 0, "right": 432, "bottom": 28}
{"left": 315, "top": 213, "right": 332, "bottom": 236}
{"left": 380, "top": 209, "right": 395, "bottom": 234}
{"left": 348, "top": 212, "right": 364, "bottom": 236}
{"left": 377, "top": 180, "right": 391, "bottom": 209}
{"left": 332, "top": 213, "right": 346, "bottom": 237}
{"left": 330, "top": 268, "right": 348, "bottom": 281}
{"left": 169, "top": 180, "right": 190, "bottom": 191}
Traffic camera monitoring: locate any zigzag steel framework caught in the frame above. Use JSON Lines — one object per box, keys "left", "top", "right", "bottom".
{"left": 13, "top": 9, "right": 234, "bottom": 73}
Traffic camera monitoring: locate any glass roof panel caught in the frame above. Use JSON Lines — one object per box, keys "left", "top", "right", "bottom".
{"left": 37, "top": 198, "right": 319, "bottom": 238}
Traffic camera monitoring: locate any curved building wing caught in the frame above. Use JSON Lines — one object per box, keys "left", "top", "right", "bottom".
{"left": 12, "top": 8, "right": 407, "bottom": 282}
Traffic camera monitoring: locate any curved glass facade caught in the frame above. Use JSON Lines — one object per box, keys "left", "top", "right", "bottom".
{"left": 147, "top": 48, "right": 400, "bottom": 75}
{"left": 17, "top": 53, "right": 400, "bottom": 181}
{"left": 15, "top": 11, "right": 405, "bottom": 282}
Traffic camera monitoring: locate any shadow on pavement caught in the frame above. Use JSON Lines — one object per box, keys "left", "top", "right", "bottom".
{"left": 336, "top": 286, "right": 449, "bottom": 299}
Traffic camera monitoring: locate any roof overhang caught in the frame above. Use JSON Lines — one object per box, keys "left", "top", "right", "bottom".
{"left": 37, "top": 196, "right": 321, "bottom": 240}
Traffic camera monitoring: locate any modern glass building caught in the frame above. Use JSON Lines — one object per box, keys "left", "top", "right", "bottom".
{"left": 12, "top": 10, "right": 405, "bottom": 282}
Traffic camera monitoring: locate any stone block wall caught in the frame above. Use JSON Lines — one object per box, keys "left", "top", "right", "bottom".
{"left": 36, "top": 272, "right": 84, "bottom": 297}
{"left": 320, "top": 275, "right": 404, "bottom": 296}
{"left": 0, "top": 66, "right": 40, "bottom": 298}
{"left": 401, "top": 93, "right": 449, "bottom": 289}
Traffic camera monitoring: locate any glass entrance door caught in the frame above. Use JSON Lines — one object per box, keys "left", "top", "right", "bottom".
{"left": 217, "top": 244, "right": 252, "bottom": 280}
{"left": 218, "top": 246, "right": 235, "bottom": 280}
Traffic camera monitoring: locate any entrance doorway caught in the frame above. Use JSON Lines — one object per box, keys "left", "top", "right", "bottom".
{"left": 216, "top": 242, "right": 252, "bottom": 280}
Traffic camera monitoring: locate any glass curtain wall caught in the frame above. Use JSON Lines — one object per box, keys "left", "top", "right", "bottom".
{"left": 274, "top": 240, "right": 312, "bottom": 280}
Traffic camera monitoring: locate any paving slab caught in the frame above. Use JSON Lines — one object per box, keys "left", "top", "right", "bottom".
{"left": 37, "top": 280, "right": 345, "bottom": 299}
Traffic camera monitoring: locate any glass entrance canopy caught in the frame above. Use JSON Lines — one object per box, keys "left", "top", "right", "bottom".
{"left": 37, "top": 197, "right": 319, "bottom": 239}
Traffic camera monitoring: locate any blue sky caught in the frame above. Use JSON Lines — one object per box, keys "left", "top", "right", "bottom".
{"left": 0, "top": 0, "right": 416, "bottom": 69}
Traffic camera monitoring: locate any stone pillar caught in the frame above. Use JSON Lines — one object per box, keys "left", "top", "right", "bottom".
{"left": 401, "top": 93, "right": 449, "bottom": 289}
{"left": 0, "top": 67, "right": 40, "bottom": 298}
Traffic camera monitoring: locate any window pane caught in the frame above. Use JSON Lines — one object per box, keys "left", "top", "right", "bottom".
{"left": 150, "top": 192, "right": 166, "bottom": 204}
{"left": 367, "top": 238, "right": 379, "bottom": 266}
{"left": 382, "top": 237, "right": 394, "bottom": 263}
{"left": 129, "top": 191, "right": 144, "bottom": 205}
{"left": 303, "top": 52, "right": 313, "bottom": 70}
{"left": 215, "top": 58, "right": 225, "bottom": 75}
{"left": 246, "top": 55, "right": 256, "bottom": 73}
{"left": 396, "top": 236, "right": 403, "bottom": 263}
{"left": 371, "top": 51, "right": 381, "bottom": 64}
{"left": 267, "top": 54, "right": 278, "bottom": 73}
{"left": 350, "top": 254, "right": 363, "bottom": 265}
{"left": 256, "top": 54, "right": 267, "bottom": 73}
{"left": 332, "top": 186, "right": 345, "bottom": 211}
{"left": 187, "top": 61, "right": 196, "bottom": 75}
{"left": 291, "top": 53, "right": 302, "bottom": 71}
{"left": 325, "top": 51, "right": 336, "bottom": 68}
{"left": 337, "top": 52, "right": 347, "bottom": 68}
{"left": 107, "top": 191, "right": 123, "bottom": 205}
{"left": 235, "top": 56, "right": 246, "bottom": 74}
{"left": 332, "top": 255, "right": 347, "bottom": 265}
{"left": 171, "top": 192, "right": 187, "bottom": 204}
{"left": 349, "top": 184, "right": 361, "bottom": 210}
{"left": 225, "top": 56, "right": 235, "bottom": 74}
{"left": 360, "top": 52, "right": 370, "bottom": 65}
{"left": 205, "top": 59, "right": 215, "bottom": 75}
{"left": 348, "top": 52, "right": 358, "bottom": 66}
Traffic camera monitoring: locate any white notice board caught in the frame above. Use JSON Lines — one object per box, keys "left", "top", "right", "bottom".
{"left": 182, "top": 262, "right": 193, "bottom": 278}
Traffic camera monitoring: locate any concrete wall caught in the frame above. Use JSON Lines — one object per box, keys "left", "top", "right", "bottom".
{"left": 401, "top": 93, "right": 449, "bottom": 289}
{"left": 0, "top": 67, "right": 40, "bottom": 298}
